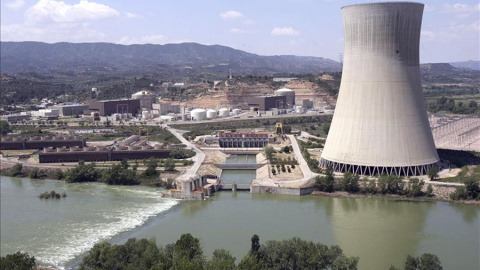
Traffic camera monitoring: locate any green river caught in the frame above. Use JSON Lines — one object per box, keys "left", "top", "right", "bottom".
{"left": 0, "top": 176, "right": 478, "bottom": 270}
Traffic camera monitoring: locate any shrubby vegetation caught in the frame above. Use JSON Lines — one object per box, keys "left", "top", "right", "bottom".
{"left": 75, "top": 233, "right": 444, "bottom": 270}
{"left": 169, "top": 148, "right": 195, "bottom": 159}
{"left": 102, "top": 163, "right": 139, "bottom": 185}
{"left": 0, "top": 120, "right": 11, "bottom": 135}
{"left": 297, "top": 140, "right": 321, "bottom": 173}
{"left": 78, "top": 234, "right": 359, "bottom": 270}
{"left": 390, "top": 253, "right": 443, "bottom": 270}
{"left": 450, "top": 177, "right": 480, "bottom": 201}
{"left": 65, "top": 161, "right": 100, "bottom": 183}
{"left": 316, "top": 167, "right": 436, "bottom": 198}
{"left": 1, "top": 157, "right": 178, "bottom": 188}
{"left": 39, "top": 190, "right": 66, "bottom": 199}
{"left": 0, "top": 252, "right": 36, "bottom": 270}
{"left": 427, "top": 96, "right": 478, "bottom": 114}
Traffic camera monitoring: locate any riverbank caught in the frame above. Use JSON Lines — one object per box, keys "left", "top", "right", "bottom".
{"left": 311, "top": 190, "right": 480, "bottom": 205}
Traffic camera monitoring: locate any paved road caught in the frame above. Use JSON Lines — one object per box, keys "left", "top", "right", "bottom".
{"left": 165, "top": 126, "right": 205, "bottom": 181}
{"left": 287, "top": 134, "right": 319, "bottom": 182}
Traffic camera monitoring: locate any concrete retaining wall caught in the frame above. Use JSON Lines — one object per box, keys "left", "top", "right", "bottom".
{"left": 251, "top": 186, "right": 316, "bottom": 195}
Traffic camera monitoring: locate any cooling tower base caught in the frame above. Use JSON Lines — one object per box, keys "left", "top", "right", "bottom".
{"left": 319, "top": 158, "right": 439, "bottom": 177}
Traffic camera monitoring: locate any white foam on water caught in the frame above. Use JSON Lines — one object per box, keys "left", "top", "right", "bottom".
{"left": 34, "top": 196, "right": 179, "bottom": 267}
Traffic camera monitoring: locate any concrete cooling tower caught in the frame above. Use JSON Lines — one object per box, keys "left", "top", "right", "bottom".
{"left": 320, "top": 2, "right": 439, "bottom": 176}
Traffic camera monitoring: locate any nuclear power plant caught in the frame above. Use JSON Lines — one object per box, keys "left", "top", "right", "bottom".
{"left": 320, "top": 2, "right": 440, "bottom": 176}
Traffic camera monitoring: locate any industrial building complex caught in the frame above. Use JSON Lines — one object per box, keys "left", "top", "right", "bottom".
{"left": 218, "top": 133, "right": 272, "bottom": 148}
{"left": 320, "top": 2, "right": 439, "bottom": 176}
{"left": 38, "top": 145, "right": 172, "bottom": 163}
{"left": 0, "top": 136, "right": 86, "bottom": 150}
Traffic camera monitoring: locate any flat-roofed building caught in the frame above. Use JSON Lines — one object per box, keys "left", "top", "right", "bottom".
{"left": 244, "top": 96, "right": 286, "bottom": 111}
{"left": 87, "top": 99, "right": 140, "bottom": 116}
{"left": 51, "top": 104, "right": 89, "bottom": 116}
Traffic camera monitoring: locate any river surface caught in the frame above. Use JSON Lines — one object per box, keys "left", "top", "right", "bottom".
{"left": 221, "top": 154, "right": 257, "bottom": 184}
{"left": 1, "top": 176, "right": 479, "bottom": 270}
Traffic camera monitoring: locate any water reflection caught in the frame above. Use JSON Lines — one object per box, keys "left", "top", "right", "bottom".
{"left": 329, "top": 197, "right": 434, "bottom": 270}
{"left": 451, "top": 202, "right": 479, "bottom": 224}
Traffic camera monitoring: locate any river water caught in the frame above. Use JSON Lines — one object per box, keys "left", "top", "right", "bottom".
{"left": 1, "top": 176, "right": 479, "bottom": 270}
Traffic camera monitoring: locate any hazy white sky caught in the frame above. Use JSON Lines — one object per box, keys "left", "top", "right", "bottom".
{"left": 1, "top": 0, "right": 479, "bottom": 63}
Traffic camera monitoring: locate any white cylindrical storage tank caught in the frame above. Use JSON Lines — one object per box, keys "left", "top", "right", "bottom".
{"left": 232, "top": 109, "right": 241, "bottom": 115}
{"left": 218, "top": 108, "right": 229, "bottom": 117}
{"left": 274, "top": 88, "right": 295, "bottom": 107}
{"left": 320, "top": 2, "right": 439, "bottom": 177}
{"left": 206, "top": 109, "right": 217, "bottom": 119}
{"left": 190, "top": 109, "right": 207, "bottom": 121}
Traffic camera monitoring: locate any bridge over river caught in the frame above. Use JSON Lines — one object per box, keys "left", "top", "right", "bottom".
{"left": 215, "top": 163, "right": 264, "bottom": 170}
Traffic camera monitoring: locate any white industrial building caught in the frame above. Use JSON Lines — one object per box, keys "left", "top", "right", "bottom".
{"left": 152, "top": 102, "right": 181, "bottom": 115}
{"left": 274, "top": 88, "right": 295, "bottom": 107}
{"left": 32, "top": 109, "right": 60, "bottom": 118}
{"left": 51, "top": 104, "right": 88, "bottom": 116}
{"left": 320, "top": 2, "right": 439, "bottom": 176}
{"left": 131, "top": 90, "right": 156, "bottom": 110}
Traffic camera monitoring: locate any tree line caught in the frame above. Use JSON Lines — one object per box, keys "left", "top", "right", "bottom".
{"left": 315, "top": 167, "right": 480, "bottom": 201}
{"left": 2, "top": 158, "right": 178, "bottom": 188}
{"left": 0, "top": 234, "right": 444, "bottom": 270}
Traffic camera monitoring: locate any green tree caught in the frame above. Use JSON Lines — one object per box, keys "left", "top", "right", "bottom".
{"left": 102, "top": 164, "right": 139, "bottom": 185}
{"left": 0, "top": 252, "right": 36, "bottom": 270}
{"left": 0, "top": 120, "right": 10, "bottom": 136}
{"left": 250, "top": 234, "right": 260, "bottom": 256}
{"left": 256, "top": 237, "right": 358, "bottom": 270}
{"left": 464, "top": 177, "right": 480, "bottom": 200}
{"left": 263, "top": 146, "right": 275, "bottom": 161}
{"left": 425, "top": 184, "right": 433, "bottom": 197}
{"left": 404, "top": 253, "right": 443, "bottom": 270}
{"left": 207, "top": 249, "right": 236, "bottom": 270}
{"left": 164, "top": 158, "right": 176, "bottom": 172}
{"left": 377, "top": 174, "right": 405, "bottom": 195}
{"left": 341, "top": 172, "right": 360, "bottom": 192}
{"left": 10, "top": 163, "right": 24, "bottom": 177}
{"left": 142, "top": 158, "right": 159, "bottom": 177}
{"left": 427, "top": 167, "right": 439, "bottom": 181}
{"left": 172, "top": 233, "right": 205, "bottom": 270}
{"left": 316, "top": 166, "right": 334, "bottom": 192}
{"left": 121, "top": 159, "right": 129, "bottom": 169}
{"left": 65, "top": 161, "right": 100, "bottom": 183}
{"left": 407, "top": 178, "right": 424, "bottom": 197}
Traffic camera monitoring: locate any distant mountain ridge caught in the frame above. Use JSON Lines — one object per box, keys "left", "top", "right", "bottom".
{"left": 449, "top": 60, "right": 480, "bottom": 71}
{"left": 0, "top": 41, "right": 341, "bottom": 74}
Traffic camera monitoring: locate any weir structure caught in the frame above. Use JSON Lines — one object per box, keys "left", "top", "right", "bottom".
{"left": 320, "top": 2, "right": 439, "bottom": 176}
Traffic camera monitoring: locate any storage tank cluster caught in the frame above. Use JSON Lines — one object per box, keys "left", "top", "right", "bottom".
{"left": 187, "top": 107, "right": 235, "bottom": 121}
